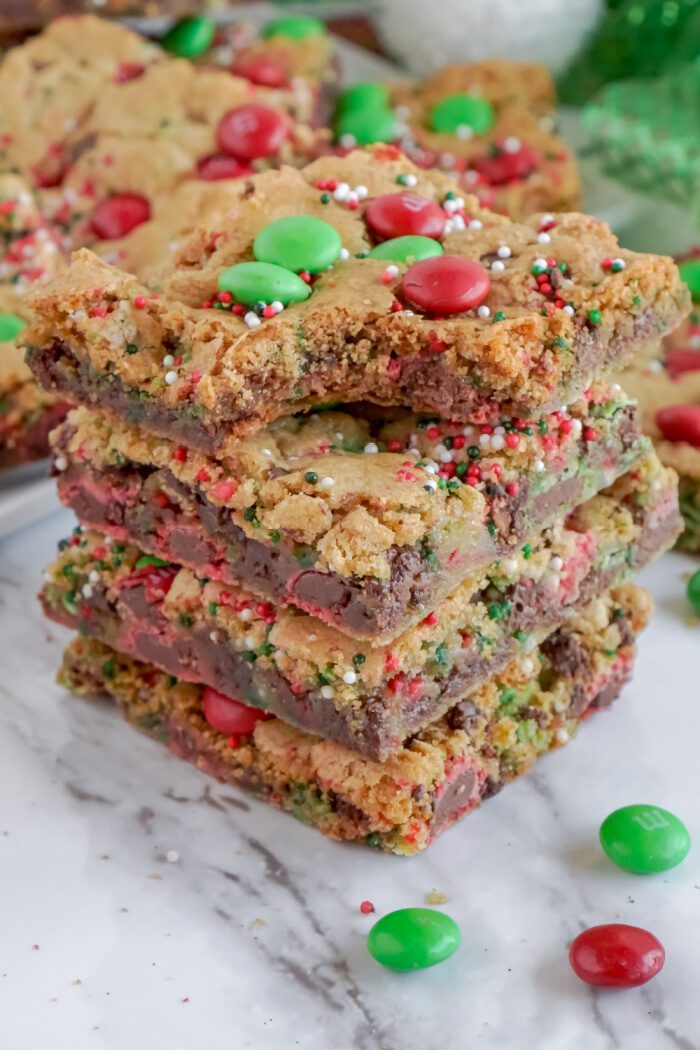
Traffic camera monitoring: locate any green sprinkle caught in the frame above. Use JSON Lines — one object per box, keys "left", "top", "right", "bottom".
{"left": 208, "top": 602, "right": 218, "bottom": 616}
{"left": 538, "top": 419, "right": 548, "bottom": 434}
{"left": 433, "top": 642, "right": 450, "bottom": 669}
{"left": 258, "top": 641, "right": 275, "bottom": 657}
{"left": 135, "top": 554, "right": 170, "bottom": 569}
{"left": 486, "top": 520, "right": 497, "bottom": 538}
{"left": 304, "top": 470, "right": 318, "bottom": 484}
{"left": 588, "top": 308, "right": 602, "bottom": 326}
{"left": 493, "top": 310, "right": 506, "bottom": 322}
{"left": 317, "top": 668, "right": 334, "bottom": 686}
{"left": 632, "top": 294, "right": 642, "bottom": 306}
{"left": 522, "top": 543, "right": 532, "bottom": 559}
{"left": 268, "top": 529, "right": 281, "bottom": 544}
{"left": 101, "top": 658, "right": 117, "bottom": 679}
{"left": 553, "top": 336, "right": 569, "bottom": 349}
{"left": 512, "top": 628, "right": 529, "bottom": 644}
{"left": 242, "top": 651, "right": 257, "bottom": 663}
{"left": 125, "top": 343, "right": 139, "bottom": 355}
{"left": 487, "top": 599, "right": 511, "bottom": 621}
{"left": 243, "top": 506, "right": 257, "bottom": 523}
{"left": 177, "top": 612, "right": 193, "bottom": 628}
{"left": 320, "top": 192, "right": 331, "bottom": 204}
{"left": 456, "top": 462, "right": 468, "bottom": 477}
{"left": 62, "top": 592, "right": 78, "bottom": 615}
{"left": 352, "top": 653, "right": 366, "bottom": 667}
{"left": 467, "top": 445, "right": 480, "bottom": 459}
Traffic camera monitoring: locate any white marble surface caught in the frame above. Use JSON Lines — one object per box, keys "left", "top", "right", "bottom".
{"left": 0, "top": 506, "right": 698, "bottom": 1050}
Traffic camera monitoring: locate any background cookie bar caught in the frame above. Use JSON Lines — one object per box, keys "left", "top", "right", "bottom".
{"left": 332, "top": 62, "right": 580, "bottom": 220}
{"left": 25, "top": 150, "right": 689, "bottom": 453}
{"left": 619, "top": 257, "right": 700, "bottom": 551}
{"left": 40, "top": 462, "right": 678, "bottom": 759}
{"left": 58, "top": 582, "right": 650, "bottom": 855}
{"left": 51, "top": 384, "right": 647, "bottom": 641}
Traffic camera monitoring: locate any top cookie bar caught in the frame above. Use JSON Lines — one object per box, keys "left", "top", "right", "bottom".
{"left": 26, "top": 149, "right": 688, "bottom": 454}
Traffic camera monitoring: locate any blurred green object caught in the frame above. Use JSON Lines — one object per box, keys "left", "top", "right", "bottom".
{"left": 583, "top": 57, "right": 700, "bottom": 217}
{"left": 560, "top": 0, "right": 700, "bottom": 105}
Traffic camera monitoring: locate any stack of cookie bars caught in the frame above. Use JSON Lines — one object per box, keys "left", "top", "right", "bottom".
{"left": 24, "top": 141, "right": 689, "bottom": 854}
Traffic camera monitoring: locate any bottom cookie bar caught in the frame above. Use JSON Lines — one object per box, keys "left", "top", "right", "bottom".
{"left": 59, "top": 583, "right": 650, "bottom": 855}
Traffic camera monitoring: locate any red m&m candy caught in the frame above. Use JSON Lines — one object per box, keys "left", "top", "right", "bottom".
{"left": 217, "top": 104, "right": 289, "bottom": 161}
{"left": 569, "top": 924, "right": 665, "bottom": 988}
{"left": 365, "top": 192, "right": 445, "bottom": 242}
{"left": 230, "top": 54, "right": 289, "bottom": 88}
{"left": 90, "top": 193, "right": 151, "bottom": 240}
{"left": 664, "top": 348, "right": 700, "bottom": 379}
{"left": 655, "top": 403, "right": 700, "bottom": 447}
{"left": 402, "top": 255, "right": 490, "bottom": 314}
{"left": 202, "top": 686, "right": 272, "bottom": 736}
{"left": 473, "top": 142, "right": 540, "bottom": 186}
{"left": 196, "top": 154, "right": 252, "bottom": 181}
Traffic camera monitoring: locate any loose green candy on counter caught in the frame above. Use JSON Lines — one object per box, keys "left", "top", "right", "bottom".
{"left": 0, "top": 312, "right": 26, "bottom": 342}
{"left": 254, "top": 216, "right": 342, "bottom": 274}
{"left": 337, "top": 82, "right": 389, "bottom": 114}
{"left": 335, "top": 106, "right": 397, "bottom": 146}
{"left": 161, "top": 16, "right": 215, "bottom": 58}
{"left": 600, "top": 804, "right": 691, "bottom": 874}
{"left": 261, "top": 15, "right": 326, "bottom": 40}
{"left": 369, "top": 235, "right": 444, "bottom": 263}
{"left": 429, "top": 93, "right": 494, "bottom": 135}
{"left": 688, "top": 569, "right": 700, "bottom": 615}
{"left": 367, "top": 908, "right": 461, "bottom": 971}
{"left": 218, "top": 262, "right": 311, "bottom": 306}
{"left": 679, "top": 259, "right": 700, "bottom": 303}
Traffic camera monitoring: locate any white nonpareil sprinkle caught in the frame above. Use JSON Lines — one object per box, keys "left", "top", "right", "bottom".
{"left": 493, "top": 425, "right": 505, "bottom": 435}
{"left": 570, "top": 418, "right": 583, "bottom": 436}
{"left": 424, "top": 479, "right": 438, "bottom": 492}
{"left": 270, "top": 301, "right": 284, "bottom": 314}
{"left": 166, "top": 850, "right": 179, "bottom": 864}
{"left": 610, "top": 383, "right": 622, "bottom": 395}
{"left": 423, "top": 463, "right": 438, "bottom": 474}
{"left": 88, "top": 570, "right": 100, "bottom": 584}
{"left": 262, "top": 448, "right": 272, "bottom": 457}
{"left": 521, "top": 658, "right": 535, "bottom": 676}
{"left": 342, "top": 670, "right": 357, "bottom": 685}
{"left": 555, "top": 728, "right": 569, "bottom": 744}
{"left": 164, "top": 371, "right": 178, "bottom": 385}
{"left": 550, "top": 555, "right": 564, "bottom": 571}
{"left": 401, "top": 173, "right": 417, "bottom": 186}
{"left": 162, "top": 354, "right": 175, "bottom": 367}
{"left": 479, "top": 433, "right": 491, "bottom": 447}
{"left": 491, "top": 260, "right": 505, "bottom": 273}
{"left": 81, "top": 583, "right": 93, "bottom": 598}
{"left": 320, "top": 685, "right": 334, "bottom": 700}
{"left": 533, "top": 459, "right": 545, "bottom": 473}
{"left": 443, "top": 199, "right": 460, "bottom": 214}
{"left": 385, "top": 264, "right": 400, "bottom": 277}
{"left": 497, "top": 245, "right": 512, "bottom": 259}
{"left": 355, "top": 185, "right": 369, "bottom": 199}
{"left": 339, "top": 248, "right": 350, "bottom": 261}
{"left": 439, "top": 449, "right": 453, "bottom": 463}
{"left": 501, "top": 557, "right": 519, "bottom": 575}
{"left": 333, "top": 182, "right": 350, "bottom": 201}
{"left": 238, "top": 608, "right": 253, "bottom": 622}
{"left": 613, "top": 257, "right": 626, "bottom": 270}
{"left": 533, "top": 257, "right": 548, "bottom": 270}
{"left": 540, "top": 213, "right": 554, "bottom": 226}
{"left": 244, "top": 311, "right": 261, "bottom": 329}
{"left": 468, "top": 219, "right": 483, "bottom": 230}
{"left": 503, "top": 137, "right": 521, "bottom": 153}
{"left": 319, "top": 476, "right": 334, "bottom": 489}
{"left": 363, "top": 442, "right": 379, "bottom": 454}
{"left": 563, "top": 304, "right": 575, "bottom": 317}
{"left": 537, "top": 232, "right": 551, "bottom": 244}
{"left": 54, "top": 455, "right": 68, "bottom": 472}
{"left": 477, "top": 305, "right": 490, "bottom": 318}
{"left": 490, "top": 435, "right": 505, "bottom": 451}
{"left": 455, "top": 124, "right": 473, "bottom": 140}
{"left": 339, "top": 134, "right": 356, "bottom": 149}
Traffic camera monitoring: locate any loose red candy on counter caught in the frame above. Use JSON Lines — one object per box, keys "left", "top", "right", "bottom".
{"left": 365, "top": 192, "right": 445, "bottom": 242}
{"left": 196, "top": 154, "right": 252, "bottom": 181}
{"left": 90, "top": 193, "right": 151, "bottom": 240}
{"left": 569, "top": 924, "right": 665, "bottom": 988}
{"left": 202, "top": 686, "right": 272, "bottom": 736}
{"left": 217, "top": 104, "right": 289, "bottom": 161}
{"left": 664, "top": 348, "right": 700, "bottom": 379}
{"left": 655, "top": 403, "right": 700, "bottom": 447}
{"left": 230, "top": 55, "right": 289, "bottom": 88}
{"left": 473, "top": 143, "right": 540, "bottom": 186}
{"left": 402, "top": 255, "right": 490, "bottom": 314}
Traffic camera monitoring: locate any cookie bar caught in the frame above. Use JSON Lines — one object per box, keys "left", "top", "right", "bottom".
{"left": 58, "top": 582, "right": 650, "bottom": 855}
{"left": 25, "top": 150, "right": 689, "bottom": 452}
{"left": 51, "top": 384, "right": 647, "bottom": 642}
{"left": 619, "top": 258, "right": 700, "bottom": 551}
{"left": 332, "top": 62, "right": 580, "bottom": 220}
{"left": 40, "top": 456, "right": 679, "bottom": 759}
{"left": 0, "top": 173, "right": 71, "bottom": 467}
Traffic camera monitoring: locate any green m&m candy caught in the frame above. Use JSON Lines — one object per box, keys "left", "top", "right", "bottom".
{"left": 337, "top": 82, "right": 389, "bottom": 115}
{"left": 161, "top": 16, "right": 215, "bottom": 58}
{"left": 0, "top": 312, "right": 26, "bottom": 342}
{"left": 679, "top": 258, "right": 700, "bottom": 302}
{"left": 261, "top": 15, "right": 325, "bottom": 41}
{"left": 335, "top": 106, "right": 397, "bottom": 146}
{"left": 367, "top": 908, "right": 461, "bottom": 971}
{"left": 429, "top": 93, "right": 494, "bottom": 136}
{"left": 254, "top": 216, "right": 341, "bottom": 274}
{"left": 369, "top": 235, "right": 443, "bottom": 264}
{"left": 218, "top": 262, "right": 311, "bottom": 306}
{"left": 600, "top": 804, "right": 691, "bottom": 874}
{"left": 688, "top": 568, "right": 700, "bottom": 615}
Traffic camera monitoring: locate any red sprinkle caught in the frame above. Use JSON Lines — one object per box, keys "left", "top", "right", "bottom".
{"left": 583, "top": 427, "right": 598, "bottom": 442}
{"left": 196, "top": 468, "right": 211, "bottom": 483}
{"left": 422, "top": 611, "right": 439, "bottom": 627}
{"left": 211, "top": 480, "right": 237, "bottom": 500}
{"left": 134, "top": 296, "right": 147, "bottom": 309}
{"left": 505, "top": 433, "right": 520, "bottom": 449}
{"left": 172, "top": 445, "right": 188, "bottom": 462}
{"left": 360, "top": 901, "right": 375, "bottom": 915}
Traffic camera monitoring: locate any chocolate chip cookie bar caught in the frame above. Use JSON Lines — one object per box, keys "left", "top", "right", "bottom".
{"left": 25, "top": 150, "right": 689, "bottom": 453}
{"left": 58, "top": 581, "right": 651, "bottom": 855}
{"left": 51, "top": 383, "right": 647, "bottom": 641}
{"left": 333, "top": 62, "right": 580, "bottom": 220}
{"left": 40, "top": 454, "right": 679, "bottom": 759}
